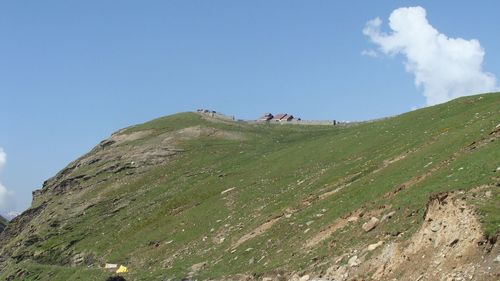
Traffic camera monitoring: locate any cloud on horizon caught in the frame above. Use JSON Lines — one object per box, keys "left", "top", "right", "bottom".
{"left": 0, "top": 148, "right": 14, "bottom": 212}
{"left": 363, "top": 6, "right": 498, "bottom": 105}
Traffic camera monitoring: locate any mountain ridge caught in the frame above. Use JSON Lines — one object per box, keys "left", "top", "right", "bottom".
{"left": 0, "top": 93, "right": 499, "bottom": 280}
{"left": 0, "top": 215, "right": 6, "bottom": 234}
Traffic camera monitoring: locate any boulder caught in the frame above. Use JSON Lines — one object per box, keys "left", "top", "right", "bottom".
{"left": 367, "top": 241, "right": 384, "bottom": 251}
{"left": 381, "top": 211, "right": 396, "bottom": 222}
{"left": 348, "top": 255, "right": 361, "bottom": 267}
{"left": 362, "top": 217, "right": 379, "bottom": 232}
{"left": 299, "top": 274, "right": 310, "bottom": 281}
{"left": 190, "top": 261, "right": 207, "bottom": 272}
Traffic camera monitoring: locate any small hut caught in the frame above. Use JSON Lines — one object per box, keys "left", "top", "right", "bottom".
{"left": 259, "top": 113, "right": 274, "bottom": 121}
{"left": 274, "top": 113, "right": 294, "bottom": 122}
{"left": 274, "top": 113, "right": 287, "bottom": 121}
{"left": 282, "top": 114, "right": 294, "bottom": 122}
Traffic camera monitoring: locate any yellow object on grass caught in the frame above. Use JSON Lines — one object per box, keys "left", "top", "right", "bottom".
{"left": 116, "top": 265, "right": 128, "bottom": 273}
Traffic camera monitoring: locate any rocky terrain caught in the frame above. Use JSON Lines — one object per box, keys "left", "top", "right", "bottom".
{"left": 0, "top": 93, "right": 499, "bottom": 280}
{"left": 0, "top": 215, "right": 6, "bottom": 234}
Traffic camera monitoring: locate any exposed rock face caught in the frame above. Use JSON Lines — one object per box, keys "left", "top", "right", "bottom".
{"left": 0, "top": 203, "right": 46, "bottom": 265}
{"left": 349, "top": 192, "right": 500, "bottom": 281}
{"left": 0, "top": 128, "right": 185, "bottom": 269}
{"left": 0, "top": 121, "right": 250, "bottom": 277}
{"left": 33, "top": 129, "right": 181, "bottom": 201}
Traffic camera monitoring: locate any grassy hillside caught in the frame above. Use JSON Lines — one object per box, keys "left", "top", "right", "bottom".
{"left": 0, "top": 93, "right": 499, "bottom": 280}
{"left": 0, "top": 216, "right": 6, "bottom": 233}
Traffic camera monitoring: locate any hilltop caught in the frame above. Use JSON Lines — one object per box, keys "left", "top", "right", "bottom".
{"left": 0, "top": 93, "right": 499, "bottom": 281}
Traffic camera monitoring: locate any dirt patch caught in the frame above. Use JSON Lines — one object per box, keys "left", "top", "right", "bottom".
{"left": 305, "top": 210, "right": 361, "bottom": 248}
{"left": 175, "top": 126, "right": 246, "bottom": 141}
{"left": 305, "top": 205, "right": 391, "bottom": 248}
{"left": 318, "top": 186, "right": 347, "bottom": 200}
{"left": 372, "top": 149, "right": 417, "bottom": 174}
{"left": 109, "top": 130, "right": 152, "bottom": 145}
{"left": 313, "top": 172, "right": 363, "bottom": 203}
{"left": 231, "top": 216, "right": 282, "bottom": 249}
{"left": 349, "top": 192, "right": 499, "bottom": 281}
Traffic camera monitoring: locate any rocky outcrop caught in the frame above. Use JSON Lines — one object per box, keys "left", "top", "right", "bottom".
{"left": 0, "top": 128, "right": 185, "bottom": 270}
{"left": 320, "top": 192, "right": 500, "bottom": 281}
{"left": 0, "top": 203, "right": 46, "bottom": 265}
{"left": 0, "top": 122, "right": 247, "bottom": 274}
{"left": 33, "top": 129, "right": 182, "bottom": 202}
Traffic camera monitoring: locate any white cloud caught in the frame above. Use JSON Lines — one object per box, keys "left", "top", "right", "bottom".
{"left": 363, "top": 6, "right": 498, "bottom": 105}
{"left": 0, "top": 148, "right": 14, "bottom": 211}
{"left": 0, "top": 149, "right": 5, "bottom": 169}
{"left": 361, "top": 49, "right": 378, "bottom": 58}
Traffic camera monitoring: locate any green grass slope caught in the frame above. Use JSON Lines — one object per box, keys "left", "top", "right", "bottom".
{"left": 0, "top": 93, "right": 499, "bottom": 280}
{"left": 0, "top": 216, "right": 6, "bottom": 233}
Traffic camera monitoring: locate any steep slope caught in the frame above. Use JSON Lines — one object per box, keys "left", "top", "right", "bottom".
{"left": 0, "top": 215, "right": 6, "bottom": 233}
{"left": 0, "top": 93, "right": 499, "bottom": 281}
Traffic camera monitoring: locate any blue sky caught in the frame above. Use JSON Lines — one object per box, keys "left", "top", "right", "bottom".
{"left": 1, "top": 1, "right": 499, "bottom": 216}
